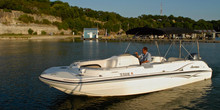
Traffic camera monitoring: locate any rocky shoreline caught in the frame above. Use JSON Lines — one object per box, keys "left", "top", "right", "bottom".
{"left": 0, "top": 35, "right": 78, "bottom": 41}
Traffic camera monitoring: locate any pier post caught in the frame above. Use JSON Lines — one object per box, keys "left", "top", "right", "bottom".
{"left": 179, "top": 40, "right": 182, "bottom": 58}
{"left": 213, "top": 33, "right": 216, "bottom": 39}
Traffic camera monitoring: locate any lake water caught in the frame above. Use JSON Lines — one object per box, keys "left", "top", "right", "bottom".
{"left": 0, "top": 40, "right": 220, "bottom": 110}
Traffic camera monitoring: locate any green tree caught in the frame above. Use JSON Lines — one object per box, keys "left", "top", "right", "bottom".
{"left": 28, "top": 28, "right": 34, "bottom": 35}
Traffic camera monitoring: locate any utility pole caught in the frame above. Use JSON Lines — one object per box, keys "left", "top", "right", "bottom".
{"left": 160, "top": 0, "right": 163, "bottom": 16}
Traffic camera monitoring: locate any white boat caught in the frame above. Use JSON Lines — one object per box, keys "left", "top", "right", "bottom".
{"left": 39, "top": 42, "right": 212, "bottom": 96}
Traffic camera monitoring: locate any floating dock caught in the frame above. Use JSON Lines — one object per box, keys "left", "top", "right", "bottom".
{"left": 98, "top": 38, "right": 220, "bottom": 43}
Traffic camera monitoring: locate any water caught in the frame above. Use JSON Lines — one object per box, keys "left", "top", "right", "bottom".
{"left": 0, "top": 40, "right": 220, "bottom": 110}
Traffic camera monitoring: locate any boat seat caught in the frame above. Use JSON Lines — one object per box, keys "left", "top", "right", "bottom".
{"left": 168, "top": 57, "right": 184, "bottom": 62}
{"left": 78, "top": 60, "right": 107, "bottom": 68}
{"left": 151, "top": 56, "right": 166, "bottom": 63}
{"left": 78, "top": 54, "right": 139, "bottom": 69}
{"left": 141, "top": 63, "right": 153, "bottom": 68}
{"left": 106, "top": 59, "right": 117, "bottom": 68}
{"left": 78, "top": 59, "right": 118, "bottom": 68}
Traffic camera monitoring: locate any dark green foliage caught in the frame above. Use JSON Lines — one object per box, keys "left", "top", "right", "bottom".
{"left": 33, "top": 32, "right": 37, "bottom": 35}
{"left": 72, "top": 29, "right": 78, "bottom": 35}
{"left": 211, "top": 20, "right": 220, "bottom": 31}
{"left": 59, "top": 22, "right": 69, "bottom": 30}
{"left": 3, "top": 8, "right": 11, "bottom": 12}
{"left": 19, "top": 15, "right": 52, "bottom": 25}
{"left": 60, "top": 32, "right": 64, "bottom": 35}
{"left": 19, "top": 14, "right": 34, "bottom": 23}
{"left": 42, "top": 19, "right": 51, "bottom": 24}
{"left": 28, "top": 28, "right": 34, "bottom": 35}
{"left": 194, "top": 19, "right": 213, "bottom": 30}
{"left": 0, "top": 0, "right": 219, "bottom": 33}
{"left": 34, "top": 20, "right": 41, "bottom": 24}
{"left": 41, "top": 30, "right": 47, "bottom": 35}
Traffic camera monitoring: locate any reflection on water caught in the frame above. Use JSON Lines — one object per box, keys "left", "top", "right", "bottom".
{"left": 50, "top": 80, "right": 212, "bottom": 110}
{"left": 0, "top": 40, "right": 219, "bottom": 109}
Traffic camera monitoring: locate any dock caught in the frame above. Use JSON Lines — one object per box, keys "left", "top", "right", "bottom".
{"left": 97, "top": 38, "right": 220, "bottom": 43}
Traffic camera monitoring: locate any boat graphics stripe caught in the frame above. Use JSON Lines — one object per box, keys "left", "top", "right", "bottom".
{"left": 39, "top": 70, "right": 212, "bottom": 84}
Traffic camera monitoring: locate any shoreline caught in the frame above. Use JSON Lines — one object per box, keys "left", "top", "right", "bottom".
{"left": 0, "top": 35, "right": 220, "bottom": 43}
{"left": 0, "top": 35, "right": 79, "bottom": 40}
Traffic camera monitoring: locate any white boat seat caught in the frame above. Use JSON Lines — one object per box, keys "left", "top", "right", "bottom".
{"left": 106, "top": 59, "right": 117, "bottom": 68}
{"left": 78, "top": 60, "right": 106, "bottom": 68}
{"left": 141, "top": 63, "right": 153, "bottom": 68}
{"left": 168, "top": 57, "right": 184, "bottom": 62}
{"left": 151, "top": 56, "right": 166, "bottom": 63}
{"left": 77, "top": 54, "right": 139, "bottom": 68}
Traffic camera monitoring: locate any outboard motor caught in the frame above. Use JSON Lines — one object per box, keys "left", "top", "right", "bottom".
{"left": 188, "top": 53, "right": 201, "bottom": 60}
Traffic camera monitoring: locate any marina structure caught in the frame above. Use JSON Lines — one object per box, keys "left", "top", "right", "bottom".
{"left": 195, "top": 30, "right": 217, "bottom": 39}
{"left": 126, "top": 26, "right": 217, "bottom": 40}
{"left": 83, "top": 28, "right": 99, "bottom": 39}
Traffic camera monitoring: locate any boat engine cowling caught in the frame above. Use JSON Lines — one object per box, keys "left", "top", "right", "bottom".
{"left": 188, "top": 53, "right": 201, "bottom": 60}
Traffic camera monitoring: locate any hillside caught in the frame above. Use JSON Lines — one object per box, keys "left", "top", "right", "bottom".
{"left": 0, "top": 9, "right": 71, "bottom": 35}
{"left": 0, "top": 0, "right": 220, "bottom": 35}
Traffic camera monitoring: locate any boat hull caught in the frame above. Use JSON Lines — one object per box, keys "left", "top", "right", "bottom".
{"left": 39, "top": 70, "right": 212, "bottom": 96}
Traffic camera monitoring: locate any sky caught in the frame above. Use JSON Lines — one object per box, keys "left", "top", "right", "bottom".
{"left": 52, "top": 0, "right": 220, "bottom": 21}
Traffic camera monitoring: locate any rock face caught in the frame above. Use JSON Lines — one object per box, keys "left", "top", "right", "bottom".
{"left": 0, "top": 9, "right": 71, "bottom": 35}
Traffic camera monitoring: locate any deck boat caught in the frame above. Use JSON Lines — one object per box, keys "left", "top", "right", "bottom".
{"left": 39, "top": 41, "right": 212, "bottom": 96}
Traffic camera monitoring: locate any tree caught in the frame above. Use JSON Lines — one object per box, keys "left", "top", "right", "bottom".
{"left": 28, "top": 28, "right": 34, "bottom": 35}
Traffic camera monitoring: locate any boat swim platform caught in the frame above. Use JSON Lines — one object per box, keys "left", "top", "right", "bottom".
{"left": 97, "top": 38, "right": 220, "bottom": 43}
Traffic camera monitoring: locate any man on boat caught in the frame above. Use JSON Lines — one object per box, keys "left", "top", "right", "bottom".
{"left": 135, "top": 47, "right": 151, "bottom": 64}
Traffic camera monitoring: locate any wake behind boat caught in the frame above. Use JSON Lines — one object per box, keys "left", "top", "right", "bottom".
{"left": 39, "top": 41, "right": 212, "bottom": 96}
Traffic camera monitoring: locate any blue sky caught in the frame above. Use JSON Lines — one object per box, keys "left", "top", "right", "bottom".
{"left": 52, "top": 0, "right": 220, "bottom": 21}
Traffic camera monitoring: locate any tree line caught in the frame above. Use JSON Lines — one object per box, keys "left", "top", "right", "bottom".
{"left": 0, "top": 0, "right": 219, "bottom": 34}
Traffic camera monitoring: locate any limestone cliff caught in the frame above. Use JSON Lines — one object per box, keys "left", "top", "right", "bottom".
{"left": 0, "top": 9, "right": 71, "bottom": 35}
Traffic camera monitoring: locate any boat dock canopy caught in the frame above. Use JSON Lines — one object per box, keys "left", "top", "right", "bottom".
{"left": 159, "top": 27, "right": 198, "bottom": 34}
{"left": 126, "top": 26, "right": 197, "bottom": 35}
{"left": 126, "top": 26, "right": 165, "bottom": 35}
{"left": 194, "top": 30, "right": 216, "bottom": 33}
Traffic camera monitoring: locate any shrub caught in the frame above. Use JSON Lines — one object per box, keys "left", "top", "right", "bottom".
{"left": 72, "top": 29, "right": 78, "bottom": 35}
{"left": 42, "top": 19, "right": 51, "bottom": 24}
{"left": 55, "top": 22, "right": 69, "bottom": 30}
{"left": 60, "top": 32, "right": 64, "bottom": 35}
{"left": 2, "top": 22, "right": 8, "bottom": 25}
{"left": 52, "top": 21, "right": 62, "bottom": 30}
{"left": 33, "top": 32, "right": 37, "bottom": 35}
{"left": 28, "top": 28, "right": 34, "bottom": 35}
{"left": 52, "top": 21, "right": 60, "bottom": 26}
{"left": 57, "top": 24, "right": 63, "bottom": 30}
{"left": 18, "top": 14, "right": 34, "bottom": 23}
{"left": 41, "top": 31, "right": 47, "bottom": 35}
{"left": 3, "top": 8, "right": 12, "bottom": 12}
{"left": 34, "top": 20, "right": 41, "bottom": 24}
